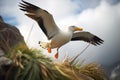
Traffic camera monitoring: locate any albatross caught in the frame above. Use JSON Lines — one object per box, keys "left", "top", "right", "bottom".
{"left": 19, "top": 0, "right": 104, "bottom": 59}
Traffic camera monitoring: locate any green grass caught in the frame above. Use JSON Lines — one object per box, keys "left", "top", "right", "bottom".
{"left": 5, "top": 47, "right": 108, "bottom": 80}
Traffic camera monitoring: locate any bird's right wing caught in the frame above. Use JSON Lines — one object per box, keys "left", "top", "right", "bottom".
{"left": 19, "top": 0, "right": 60, "bottom": 39}
{"left": 71, "top": 31, "right": 104, "bottom": 46}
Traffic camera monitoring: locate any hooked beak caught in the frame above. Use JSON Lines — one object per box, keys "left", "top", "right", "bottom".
{"left": 75, "top": 27, "right": 83, "bottom": 31}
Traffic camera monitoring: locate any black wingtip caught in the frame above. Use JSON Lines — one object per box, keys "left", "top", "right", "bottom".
{"left": 92, "top": 36, "right": 104, "bottom": 46}
{"left": 19, "top": 0, "right": 39, "bottom": 12}
{"left": 21, "top": 0, "right": 28, "bottom": 4}
{"left": 21, "top": 0, "right": 25, "bottom": 2}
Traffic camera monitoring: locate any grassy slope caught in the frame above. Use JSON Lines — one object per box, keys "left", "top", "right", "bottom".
{"left": 5, "top": 47, "right": 108, "bottom": 80}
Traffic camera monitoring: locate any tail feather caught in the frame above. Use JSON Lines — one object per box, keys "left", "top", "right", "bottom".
{"left": 38, "top": 41, "right": 49, "bottom": 49}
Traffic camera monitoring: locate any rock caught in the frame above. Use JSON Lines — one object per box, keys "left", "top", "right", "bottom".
{"left": 0, "top": 16, "right": 28, "bottom": 80}
{"left": 0, "top": 16, "right": 28, "bottom": 54}
{"left": 0, "top": 16, "right": 4, "bottom": 22}
{"left": 0, "top": 49, "right": 4, "bottom": 56}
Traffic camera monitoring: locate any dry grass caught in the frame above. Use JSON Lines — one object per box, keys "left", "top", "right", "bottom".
{"left": 79, "top": 63, "right": 108, "bottom": 80}
{"left": 5, "top": 47, "right": 108, "bottom": 80}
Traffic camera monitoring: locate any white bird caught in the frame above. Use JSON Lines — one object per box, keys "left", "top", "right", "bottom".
{"left": 19, "top": 0, "right": 104, "bottom": 59}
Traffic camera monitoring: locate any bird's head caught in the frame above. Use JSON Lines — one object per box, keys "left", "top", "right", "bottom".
{"left": 68, "top": 26, "right": 83, "bottom": 32}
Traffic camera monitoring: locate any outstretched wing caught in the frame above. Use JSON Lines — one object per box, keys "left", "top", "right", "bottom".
{"left": 19, "top": 0, "right": 60, "bottom": 40}
{"left": 71, "top": 31, "right": 104, "bottom": 46}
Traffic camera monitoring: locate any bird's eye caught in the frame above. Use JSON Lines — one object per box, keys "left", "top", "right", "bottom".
{"left": 71, "top": 26, "right": 75, "bottom": 28}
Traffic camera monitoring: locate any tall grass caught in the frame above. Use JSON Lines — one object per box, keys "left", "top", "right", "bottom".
{"left": 5, "top": 47, "right": 108, "bottom": 80}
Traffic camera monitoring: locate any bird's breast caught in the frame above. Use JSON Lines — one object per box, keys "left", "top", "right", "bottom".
{"left": 50, "top": 31, "right": 72, "bottom": 48}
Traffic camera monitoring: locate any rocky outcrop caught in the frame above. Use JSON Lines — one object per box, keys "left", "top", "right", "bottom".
{"left": 0, "top": 16, "right": 28, "bottom": 80}
{"left": 0, "top": 17, "right": 28, "bottom": 54}
{"left": 0, "top": 16, "right": 4, "bottom": 22}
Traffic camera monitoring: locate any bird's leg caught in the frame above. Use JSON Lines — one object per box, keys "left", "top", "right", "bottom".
{"left": 55, "top": 48, "right": 59, "bottom": 59}
{"left": 47, "top": 43, "right": 52, "bottom": 53}
{"left": 47, "top": 48, "right": 51, "bottom": 53}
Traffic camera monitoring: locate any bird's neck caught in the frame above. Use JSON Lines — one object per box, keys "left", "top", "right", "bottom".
{"left": 68, "top": 28, "right": 74, "bottom": 33}
{"left": 67, "top": 29, "right": 74, "bottom": 35}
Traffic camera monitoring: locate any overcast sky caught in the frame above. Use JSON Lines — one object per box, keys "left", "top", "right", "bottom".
{"left": 0, "top": 0, "right": 120, "bottom": 67}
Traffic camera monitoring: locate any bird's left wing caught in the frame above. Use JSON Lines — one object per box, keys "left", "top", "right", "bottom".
{"left": 71, "top": 31, "right": 104, "bottom": 46}
{"left": 19, "top": 0, "right": 60, "bottom": 40}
